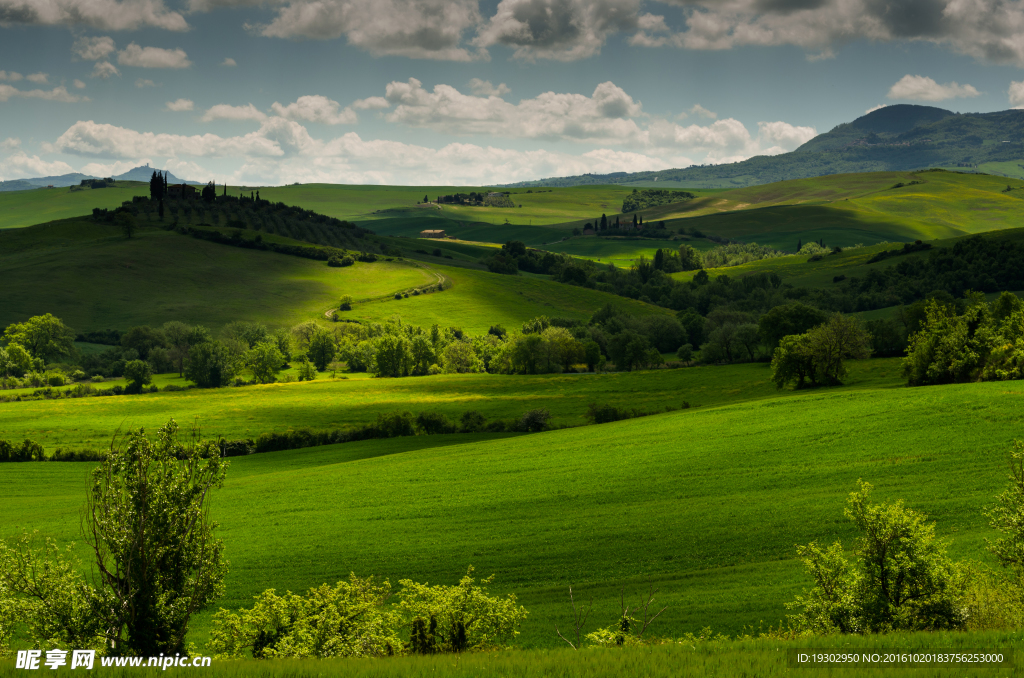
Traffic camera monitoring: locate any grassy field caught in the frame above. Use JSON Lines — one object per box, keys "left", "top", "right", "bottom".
{"left": 0, "top": 218, "right": 660, "bottom": 334}
{"left": 0, "top": 359, "right": 902, "bottom": 449}
{"left": 1, "top": 375, "right": 1020, "bottom": 651}
{"left": 0, "top": 182, "right": 148, "bottom": 230}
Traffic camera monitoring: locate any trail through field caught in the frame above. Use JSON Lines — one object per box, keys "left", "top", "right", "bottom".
{"left": 324, "top": 261, "right": 446, "bottom": 319}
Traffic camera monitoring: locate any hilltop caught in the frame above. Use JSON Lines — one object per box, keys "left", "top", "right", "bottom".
{"left": 0, "top": 164, "right": 201, "bottom": 193}
{"left": 505, "top": 105, "right": 1024, "bottom": 188}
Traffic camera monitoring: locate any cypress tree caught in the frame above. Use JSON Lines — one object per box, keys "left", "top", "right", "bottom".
{"left": 600, "top": 213, "right": 607, "bottom": 230}
{"left": 797, "top": 238, "right": 802, "bottom": 252}
{"left": 632, "top": 213, "right": 638, "bottom": 228}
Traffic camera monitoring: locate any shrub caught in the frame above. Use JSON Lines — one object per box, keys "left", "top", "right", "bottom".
{"left": 395, "top": 293, "right": 403, "bottom": 300}
{"left": 327, "top": 255, "right": 344, "bottom": 267}
{"left": 0, "top": 439, "right": 45, "bottom": 462}
{"left": 459, "top": 411, "right": 487, "bottom": 433}
{"left": 339, "top": 295, "right": 353, "bottom": 311}
{"left": 374, "top": 412, "right": 416, "bottom": 438}
{"left": 517, "top": 409, "right": 551, "bottom": 433}
{"left": 676, "top": 343, "right": 694, "bottom": 362}
{"left": 340, "top": 256, "right": 354, "bottom": 267}
{"left": 49, "top": 447, "right": 106, "bottom": 462}
{"left": 46, "top": 374, "right": 64, "bottom": 387}
{"left": 91, "top": 375, "right": 105, "bottom": 383}
{"left": 219, "top": 439, "right": 256, "bottom": 457}
{"left": 415, "top": 412, "right": 458, "bottom": 435}
{"left": 163, "top": 384, "right": 186, "bottom": 392}
{"left": 585, "top": 404, "right": 631, "bottom": 424}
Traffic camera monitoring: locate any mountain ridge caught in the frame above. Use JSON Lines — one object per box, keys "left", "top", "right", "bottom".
{"left": 0, "top": 165, "right": 203, "bottom": 192}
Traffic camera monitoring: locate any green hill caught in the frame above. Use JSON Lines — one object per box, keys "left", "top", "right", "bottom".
{"left": 1, "top": 374, "right": 1017, "bottom": 647}
{"left": 504, "top": 105, "right": 1024, "bottom": 189}
{"left": 0, "top": 181, "right": 148, "bottom": 230}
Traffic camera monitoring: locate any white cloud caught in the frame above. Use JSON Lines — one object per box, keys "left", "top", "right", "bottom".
{"left": 865, "top": 104, "right": 887, "bottom": 114}
{"left": 270, "top": 95, "right": 357, "bottom": 125}
{"left": 26, "top": 72, "right": 48, "bottom": 84}
{"left": 135, "top": 78, "right": 155, "bottom": 87}
{"left": 0, "top": 0, "right": 188, "bottom": 31}
{"left": 221, "top": 57, "right": 237, "bottom": 67}
{"left": 73, "top": 79, "right": 86, "bottom": 89}
{"left": 474, "top": 0, "right": 641, "bottom": 61}
{"left": 118, "top": 43, "right": 191, "bottom": 69}
{"left": 757, "top": 121, "right": 817, "bottom": 150}
{"left": 72, "top": 36, "right": 115, "bottom": 61}
{"left": 1, "top": 137, "right": 20, "bottom": 150}
{"left": 246, "top": 0, "right": 484, "bottom": 61}
{"left": 381, "top": 78, "right": 645, "bottom": 144}
{"left": 54, "top": 119, "right": 285, "bottom": 157}
{"left": 0, "top": 151, "right": 74, "bottom": 180}
{"left": 887, "top": 74, "right": 980, "bottom": 101}
{"left": 0, "top": 70, "right": 23, "bottom": 81}
{"left": 0, "top": 84, "right": 86, "bottom": 102}
{"left": 352, "top": 96, "right": 390, "bottom": 110}
{"left": 92, "top": 61, "right": 120, "bottom": 79}
{"left": 687, "top": 103, "right": 716, "bottom": 119}
{"left": 468, "top": 78, "right": 510, "bottom": 97}
{"left": 1009, "top": 80, "right": 1024, "bottom": 108}
{"left": 79, "top": 159, "right": 148, "bottom": 176}
{"left": 166, "top": 98, "right": 194, "bottom": 111}
{"left": 200, "top": 103, "right": 267, "bottom": 123}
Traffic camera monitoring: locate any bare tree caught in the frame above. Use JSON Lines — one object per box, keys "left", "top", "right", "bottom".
{"left": 555, "top": 586, "right": 592, "bottom": 650}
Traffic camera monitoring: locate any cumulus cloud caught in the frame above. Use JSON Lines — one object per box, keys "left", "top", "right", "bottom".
{"left": 72, "top": 35, "right": 115, "bottom": 61}
{"left": 865, "top": 103, "right": 886, "bottom": 114}
{"left": 379, "top": 77, "right": 645, "bottom": 143}
{"left": 0, "top": 151, "right": 74, "bottom": 180}
{"left": 79, "top": 159, "right": 148, "bottom": 176}
{"left": 54, "top": 119, "right": 284, "bottom": 157}
{"left": 1, "top": 137, "right": 20, "bottom": 150}
{"left": 166, "top": 98, "right": 194, "bottom": 111}
{"left": 135, "top": 78, "right": 155, "bottom": 87}
{"left": 0, "top": 70, "right": 23, "bottom": 81}
{"left": 26, "top": 72, "right": 48, "bottom": 84}
{"left": 118, "top": 43, "right": 191, "bottom": 68}
{"left": 92, "top": 61, "right": 120, "bottom": 78}
{"left": 1009, "top": 80, "right": 1024, "bottom": 107}
{"left": 201, "top": 103, "right": 267, "bottom": 122}
{"left": 468, "top": 78, "right": 510, "bottom": 97}
{"left": 221, "top": 57, "right": 237, "bottom": 66}
{"left": 73, "top": 79, "right": 86, "bottom": 89}
{"left": 0, "top": 84, "right": 86, "bottom": 102}
{"left": 687, "top": 103, "right": 716, "bottom": 119}
{"left": 757, "top": 120, "right": 817, "bottom": 151}
{"left": 270, "top": 95, "right": 357, "bottom": 125}
{"left": 353, "top": 96, "right": 390, "bottom": 110}
{"left": 245, "top": 0, "right": 484, "bottom": 61}
{"left": 0, "top": 0, "right": 188, "bottom": 31}
{"left": 887, "top": 74, "right": 980, "bottom": 101}
{"left": 474, "top": 0, "right": 642, "bottom": 61}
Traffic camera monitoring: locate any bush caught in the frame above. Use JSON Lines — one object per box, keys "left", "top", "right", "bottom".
{"left": 163, "top": 384, "right": 186, "bottom": 392}
{"left": 395, "top": 293, "right": 403, "bottom": 300}
{"left": 585, "top": 404, "right": 631, "bottom": 424}
{"left": 339, "top": 295, "right": 353, "bottom": 311}
{"left": 49, "top": 447, "right": 106, "bottom": 462}
{"left": 374, "top": 412, "right": 416, "bottom": 438}
{"left": 327, "top": 255, "right": 344, "bottom": 267}
{"left": 47, "top": 374, "right": 64, "bottom": 387}
{"left": 517, "top": 409, "right": 551, "bottom": 433}
{"left": 415, "top": 412, "right": 458, "bottom": 435}
{"left": 460, "top": 411, "right": 487, "bottom": 433}
{"left": 91, "top": 375, "right": 105, "bottom": 383}
{"left": 0, "top": 439, "right": 45, "bottom": 462}
{"left": 340, "top": 256, "right": 354, "bottom": 267}
{"left": 219, "top": 439, "right": 256, "bottom": 457}
{"left": 676, "top": 343, "right": 694, "bottom": 362}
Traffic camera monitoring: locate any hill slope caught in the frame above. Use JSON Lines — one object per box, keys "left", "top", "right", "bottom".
{"left": 506, "top": 106, "right": 1024, "bottom": 189}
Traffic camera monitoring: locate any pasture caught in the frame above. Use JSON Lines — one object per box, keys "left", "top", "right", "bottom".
{"left": 0, "top": 182, "right": 148, "bottom": 230}
{"left": 1, "top": 377, "right": 1020, "bottom": 650}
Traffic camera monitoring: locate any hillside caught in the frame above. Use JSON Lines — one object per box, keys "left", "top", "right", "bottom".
{"left": 1, "top": 376, "right": 1018, "bottom": 647}
{"left": 505, "top": 105, "right": 1024, "bottom": 189}
{"left": 0, "top": 165, "right": 199, "bottom": 193}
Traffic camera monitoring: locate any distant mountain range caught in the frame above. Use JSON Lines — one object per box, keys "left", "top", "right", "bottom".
{"left": 502, "top": 105, "right": 1024, "bottom": 189}
{"left": 0, "top": 165, "right": 202, "bottom": 192}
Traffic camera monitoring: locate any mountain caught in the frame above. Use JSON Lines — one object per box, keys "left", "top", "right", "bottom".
{"left": 503, "top": 105, "right": 1024, "bottom": 189}
{"left": 0, "top": 165, "right": 201, "bottom": 193}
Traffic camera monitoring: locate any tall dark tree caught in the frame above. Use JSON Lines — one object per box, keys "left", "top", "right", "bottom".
{"left": 600, "top": 213, "right": 607, "bottom": 230}
{"left": 256, "top": 190, "right": 260, "bottom": 202}
{"left": 424, "top": 194, "right": 429, "bottom": 203}
{"left": 632, "top": 213, "right": 638, "bottom": 228}
{"left": 202, "top": 181, "right": 216, "bottom": 202}
{"left": 797, "top": 238, "right": 802, "bottom": 252}
{"left": 653, "top": 248, "right": 665, "bottom": 271}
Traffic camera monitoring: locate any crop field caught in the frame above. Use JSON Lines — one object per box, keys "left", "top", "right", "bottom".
{"left": 1, "top": 377, "right": 1019, "bottom": 650}
{"left": 0, "top": 359, "right": 902, "bottom": 449}
{"left": 0, "top": 182, "right": 148, "bottom": 230}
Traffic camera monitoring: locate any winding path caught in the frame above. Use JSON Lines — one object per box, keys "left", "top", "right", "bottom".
{"left": 323, "top": 260, "right": 447, "bottom": 320}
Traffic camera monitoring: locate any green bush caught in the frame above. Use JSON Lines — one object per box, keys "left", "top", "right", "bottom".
{"left": 415, "top": 412, "right": 458, "bottom": 435}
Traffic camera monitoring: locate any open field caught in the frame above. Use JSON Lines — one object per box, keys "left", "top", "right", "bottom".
{"left": 0, "top": 182, "right": 148, "bottom": 230}
{"left": 0, "top": 359, "right": 902, "bottom": 449}
{"left": 0, "top": 218, "right": 660, "bottom": 334}
{"left": 1, "top": 376, "right": 1019, "bottom": 650}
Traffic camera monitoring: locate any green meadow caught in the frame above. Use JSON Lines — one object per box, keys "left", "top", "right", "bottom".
{"left": 2, "top": 377, "right": 1020, "bottom": 650}
{"left": 0, "top": 183, "right": 148, "bottom": 230}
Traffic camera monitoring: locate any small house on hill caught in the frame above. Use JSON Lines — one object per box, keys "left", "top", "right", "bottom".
{"left": 420, "top": 229, "right": 447, "bottom": 239}
{"left": 167, "top": 183, "right": 197, "bottom": 199}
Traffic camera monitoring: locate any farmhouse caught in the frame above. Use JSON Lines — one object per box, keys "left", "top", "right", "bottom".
{"left": 167, "top": 183, "right": 197, "bottom": 199}
{"left": 420, "top": 229, "right": 447, "bottom": 238}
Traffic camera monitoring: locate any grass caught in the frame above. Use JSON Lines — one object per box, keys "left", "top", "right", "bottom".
{"left": 0, "top": 182, "right": 148, "bottom": 230}
{"left": 0, "top": 218, "right": 657, "bottom": 335}
{"left": 1, "top": 374, "right": 1020, "bottom": 652}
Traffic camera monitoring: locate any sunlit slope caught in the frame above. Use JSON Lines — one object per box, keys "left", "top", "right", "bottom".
{"left": 2, "top": 379, "right": 1018, "bottom": 647}
{"left": 0, "top": 183, "right": 148, "bottom": 230}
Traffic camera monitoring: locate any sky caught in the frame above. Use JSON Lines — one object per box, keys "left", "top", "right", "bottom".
{"left": 2, "top": 0, "right": 1024, "bottom": 186}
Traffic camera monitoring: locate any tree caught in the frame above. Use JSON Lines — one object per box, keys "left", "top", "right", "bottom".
{"left": 410, "top": 335, "right": 435, "bottom": 375}
{"left": 985, "top": 440, "right": 1024, "bottom": 574}
{"left": 162, "top": 321, "right": 193, "bottom": 376}
{"left": 373, "top": 334, "right": 412, "bottom": 377}
{"left": 653, "top": 248, "right": 665, "bottom": 271}
{"left": 583, "top": 340, "right": 602, "bottom": 372}
{"left": 903, "top": 298, "right": 990, "bottom": 386}
{"left": 805, "top": 314, "right": 872, "bottom": 385}
{"left": 758, "top": 303, "right": 828, "bottom": 352}
{"left": 184, "top": 340, "right": 235, "bottom": 388}
{"left": 202, "top": 181, "right": 216, "bottom": 202}
{"left": 122, "top": 360, "right": 152, "bottom": 394}
{"left": 788, "top": 481, "right": 967, "bottom": 634}
{"left": 3, "top": 313, "right": 75, "bottom": 364}
{"left": 770, "top": 334, "right": 815, "bottom": 389}
{"left": 0, "top": 421, "right": 228, "bottom": 656}
{"left": 291, "top": 321, "right": 320, "bottom": 350}
{"left": 0, "top": 343, "right": 32, "bottom": 378}
{"left": 307, "top": 329, "right": 336, "bottom": 371}
{"left": 244, "top": 341, "right": 285, "bottom": 384}
{"left": 608, "top": 330, "right": 650, "bottom": 371}
{"left": 121, "top": 325, "right": 166, "bottom": 360}
{"left": 440, "top": 340, "right": 478, "bottom": 374}
{"left": 115, "top": 211, "right": 137, "bottom": 239}
{"left": 222, "top": 321, "right": 270, "bottom": 349}
{"left": 677, "top": 244, "right": 702, "bottom": 271}
{"left": 600, "top": 213, "right": 607, "bottom": 230}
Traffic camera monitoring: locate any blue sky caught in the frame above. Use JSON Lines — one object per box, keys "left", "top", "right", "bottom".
{"left": 2, "top": 0, "right": 1024, "bottom": 185}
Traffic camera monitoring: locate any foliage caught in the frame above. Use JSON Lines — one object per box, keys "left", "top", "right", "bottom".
{"left": 184, "top": 340, "right": 237, "bottom": 388}
{"left": 702, "top": 242, "right": 786, "bottom": 269}
{"left": 307, "top": 330, "right": 336, "bottom": 371}
{"left": 772, "top": 314, "right": 872, "bottom": 388}
{"left": 208, "top": 574, "right": 402, "bottom": 659}
{"left": 985, "top": 440, "right": 1024, "bottom": 576}
{"left": 788, "top": 481, "right": 968, "bottom": 634}
{"left": 244, "top": 341, "right": 285, "bottom": 384}
{"left": 621, "top": 189, "right": 694, "bottom": 213}
{"left": 2, "top": 313, "right": 75, "bottom": 363}
{"left": 122, "top": 359, "right": 152, "bottom": 394}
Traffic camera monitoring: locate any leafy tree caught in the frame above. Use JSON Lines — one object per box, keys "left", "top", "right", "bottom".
{"left": 115, "top": 211, "right": 138, "bottom": 239}
{"left": 410, "top": 335, "right": 435, "bottom": 375}
{"left": 985, "top": 440, "right": 1024, "bottom": 575}
{"left": 805, "top": 314, "right": 872, "bottom": 385}
{"left": 123, "top": 359, "right": 152, "bottom": 394}
{"left": 758, "top": 303, "right": 828, "bottom": 352}
{"left": 676, "top": 308, "right": 705, "bottom": 346}
{"left": 903, "top": 297, "right": 992, "bottom": 386}
{"left": 608, "top": 330, "right": 651, "bottom": 371}
{"left": 161, "top": 321, "right": 194, "bottom": 376}
{"left": 770, "top": 334, "right": 815, "bottom": 389}
{"left": 0, "top": 420, "right": 228, "bottom": 656}
{"left": 245, "top": 341, "right": 285, "bottom": 384}
{"left": 307, "top": 330, "right": 337, "bottom": 371}
{"left": 184, "top": 340, "right": 235, "bottom": 388}
{"left": 222, "top": 321, "right": 270, "bottom": 349}
{"left": 677, "top": 244, "right": 703, "bottom": 271}
{"left": 2, "top": 313, "right": 75, "bottom": 364}
{"left": 0, "top": 343, "right": 32, "bottom": 378}
{"left": 121, "top": 325, "right": 166, "bottom": 360}
{"left": 788, "top": 481, "right": 968, "bottom": 634}
{"left": 297, "top": 359, "right": 317, "bottom": 382}
{"left": 291, "top": 321, "right": 320, "bottom": 350}
{"left": 583, "top": 340, "right": 602, "bottom": 372}
{"left": 440, "top": 340, "right": 479, "bottom": 374}
{"left": 374, "top": 334, "right": 412, "bottom": 378}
